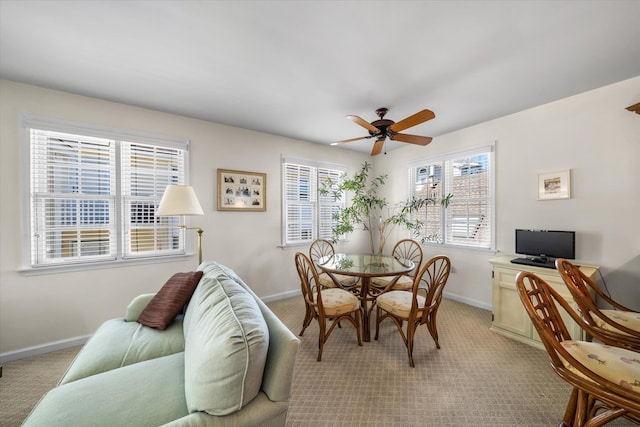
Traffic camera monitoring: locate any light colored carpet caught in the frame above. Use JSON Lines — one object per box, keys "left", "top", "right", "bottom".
{"left": 0, "top": 297, "right": 634, "bottom": 426}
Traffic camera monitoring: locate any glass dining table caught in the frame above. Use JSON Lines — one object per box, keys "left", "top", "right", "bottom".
{"left": 316, "top": 253, "right": 414, "bottom": 342}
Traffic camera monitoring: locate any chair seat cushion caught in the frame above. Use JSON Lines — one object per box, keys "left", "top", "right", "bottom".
{"left": 561, "top": 340, "right": 640, "bottom": 393}
{"left": 314, "top": 288, "right": 359, "bottom": 317}
{"left": 59, "top": 317, "right": 185, "bottom": 385}
{"left": 377, "top": 290, "right": 425, "bottom": 319}
{"left": 318, "top": 272, "right": 359, "bottom": 288}
{"left": 371, "top": 275, "right": 413, "bottom": 290}
{"left": 592, "top": 310, "right": 640, "bottom": 335}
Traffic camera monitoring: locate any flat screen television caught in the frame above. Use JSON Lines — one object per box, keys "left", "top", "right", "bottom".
{"left": 512, "top": 229, "right": 575, "bottom": 268}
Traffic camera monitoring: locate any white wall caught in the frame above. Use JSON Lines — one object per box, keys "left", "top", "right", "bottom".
{"left": 375, "top": 76, "right": 640, "bottom": 310}
{"left": 0, "top": 80, "right": 369, "bottom": 359}
{"left": 2, "top": 77, "right": 639, "bottom": 360}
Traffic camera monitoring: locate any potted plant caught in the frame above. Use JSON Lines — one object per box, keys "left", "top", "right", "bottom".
{"left": 320, "top": 161, "right": 452, "bottom": 255}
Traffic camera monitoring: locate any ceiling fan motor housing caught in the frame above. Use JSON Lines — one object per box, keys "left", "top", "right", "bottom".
{"left": 369, "top": 118, "right": 395, "bottom": 137}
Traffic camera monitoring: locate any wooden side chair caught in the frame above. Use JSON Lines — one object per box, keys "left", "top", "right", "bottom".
{"left": 294, "top": 252, "right": 362, "bottom": 361}
{"left": 370, "top": 239, "right": 423, "bottom": 292}
{"left": 309, "top": 239, "right": 359, "bottom": 290}
{"left": 515, "top": 270, "right": 640, "bottom": 426}
{"left": 556, "top": 258, "right": 640, "bottom": 351}
{"left": 375, "top": 255, "right": 451, "bottom": 367}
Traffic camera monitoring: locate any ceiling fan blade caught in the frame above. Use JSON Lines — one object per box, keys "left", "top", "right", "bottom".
{"left": 331, "top": 136, "right": 372, "bottom": 145}
{"left": 388, "top": 109, "right": 435, "bottom": 133}
{"left": 370, "top": 139, "right": 384, "bottom": 156}
{"left": 346, "top": 115, "right": 380, "bottom": 133}
{"left": 391, "top": 133, "right": 433, "bottom": 146}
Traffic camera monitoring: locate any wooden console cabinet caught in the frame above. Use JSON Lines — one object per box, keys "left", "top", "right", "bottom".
{"left": 489, "top": 255, "right": 599, "bottom": 350}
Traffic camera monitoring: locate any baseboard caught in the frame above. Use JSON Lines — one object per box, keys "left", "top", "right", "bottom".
{"left": 443, "top": 291, "right": 491, "bottom": 311}
{"left": 0, "top": 335, "right": 90, "bottom": 364}
{"left": 261, "top": 289, "right": 300, "bottom": 303}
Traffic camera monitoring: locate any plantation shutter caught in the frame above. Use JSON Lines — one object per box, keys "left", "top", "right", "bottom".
{"left": 444, "top": 151, "right": 492, "bottom": 249}
{"left": 409, "top": 144, "right": 494, "bottom": 249}
{"left": 30, "top": 129, "right": 116, "bottom": 266}
{"left": 409, "top": 163, "right": 445, "bottom": 243}
{"left": 283, "top": 163, "right": 317, "bottom": 245}
{"left": 282, "top": 158, "right": 345, "bottom": 246}
{"left": 121, "top": 142, "right": 185, "bottom": 258}
{"left": 317, "top": 167, "right": 343, "bottom": 240}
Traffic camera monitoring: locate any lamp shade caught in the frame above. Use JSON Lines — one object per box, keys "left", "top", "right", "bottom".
{"left": 156, "top": 185, "right": 204, "bottom": 216}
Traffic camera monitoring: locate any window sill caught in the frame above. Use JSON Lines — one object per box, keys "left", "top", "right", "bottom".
{"left": 19, "top": 253, "right": 194, "bottom": 276}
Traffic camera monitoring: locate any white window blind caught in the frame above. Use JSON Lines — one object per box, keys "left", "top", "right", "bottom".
{"left": 26, "top": 118, "right": 189, "bottom": 269}
{"left": 282, "top": 158, "right": 345, "bottom": 246}
{"left": 121, "top": 142, "right": 185, "bottom": 258}
{"left": 409, "top": 145, "right": 494, "bottom": 249}
{"left": 30, "top": 130, "right": 117, "bottom": 265}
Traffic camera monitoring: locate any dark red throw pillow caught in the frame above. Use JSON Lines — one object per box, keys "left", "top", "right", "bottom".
{"left": 137, "top": 271, "right": 203, "bottom": 330}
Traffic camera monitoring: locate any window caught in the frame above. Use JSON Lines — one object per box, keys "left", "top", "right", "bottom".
{"left": 282, "top": 157, "right": 345, "bottom": 246}
{"left": 25, "top": 116, "right": 188, "bottom": 269}
{"left": 409, "top": 144, "right": 494, "bottom": 250}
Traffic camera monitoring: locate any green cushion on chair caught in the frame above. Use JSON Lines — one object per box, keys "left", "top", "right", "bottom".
{"left": 59, "top": 318, "right": 185, "bottom": 385}
{"left": 183, "top": 269, "right": 269, "bottom": 416}
{"left": 22, "top": 353, "right": 188, "bottom": 427}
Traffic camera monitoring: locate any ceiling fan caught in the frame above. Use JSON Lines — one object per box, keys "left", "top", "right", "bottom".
{"left": 332, "top": 107, "right": 435, "bottom": 156}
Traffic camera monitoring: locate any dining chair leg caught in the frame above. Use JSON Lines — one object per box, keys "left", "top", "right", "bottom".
{"left": 317, "top": 318, "right": 327, "bottom": 362}
{"left": 355, "top": 310, "right": 363, "bottom": 346}
{"left": 299, "top": 306, "right": 314, "bottom": 336}
{"left": 427, "top": 314, "right": 440, "bottom": 349}
{"left": 561, "top": 387, "right": 579, "bottom": 426}
{"left": 406, "top": 322, "right": 417, "bottom": 368}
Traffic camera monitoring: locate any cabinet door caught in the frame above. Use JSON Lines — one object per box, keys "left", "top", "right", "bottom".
{"left": 492, "top": 269, "right": 532, "bottom": 337}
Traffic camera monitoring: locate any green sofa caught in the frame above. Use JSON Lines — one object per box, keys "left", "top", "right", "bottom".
{"left": 22, "top": 262, "right": 300, "bottom": 427}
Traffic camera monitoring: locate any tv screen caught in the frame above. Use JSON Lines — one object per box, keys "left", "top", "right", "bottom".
{"left": 515, "top": 229, "right": 575, "bottom": 260}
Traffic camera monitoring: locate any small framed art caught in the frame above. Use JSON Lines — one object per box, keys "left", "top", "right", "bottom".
{"left": 217, "top": 169, "right": 266, "bottom": 211}
{"left": 537, "top": 169, "right": 571, "bottom": 200}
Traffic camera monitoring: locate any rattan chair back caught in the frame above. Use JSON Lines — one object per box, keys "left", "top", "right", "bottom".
{"left": 294, "top": 252, "right": 362, "bottom": 361}
{"left": 375, "top": 255, "right": 451, "bottom": 367}
{"left": 516, "top": 271, "right": 640, "bottom": 426}
{"left": 556, "top": 258, "right": 640, "bottom": 349}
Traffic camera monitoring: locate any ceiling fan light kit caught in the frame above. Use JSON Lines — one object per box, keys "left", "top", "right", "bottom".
{"left": 335, "top": 107, "right": 436, "bottom": 155}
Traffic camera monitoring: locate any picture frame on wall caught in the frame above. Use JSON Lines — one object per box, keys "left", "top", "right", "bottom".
{"left": 217, "top": 169, "right": 266, "bottom": 211}
{"left": 537, "top": 169, "right": 571, "bottom": 200}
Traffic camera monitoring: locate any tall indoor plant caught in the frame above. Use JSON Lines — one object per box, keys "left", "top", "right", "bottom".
{"left": 321, "top": 162, "right": 452, "bottom": 255}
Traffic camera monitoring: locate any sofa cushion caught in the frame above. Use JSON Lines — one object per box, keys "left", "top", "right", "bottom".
{"left": 183, "top": 266, "right": 269, "bottom": 416}
{"left": 59, "top": 318, "right": 185, "bottom": 385}
{"left": 137, "top": 271, "right": 203, "bottom": 330}
{"left": 23, "top": 353, "right": 188, "bottom": 427}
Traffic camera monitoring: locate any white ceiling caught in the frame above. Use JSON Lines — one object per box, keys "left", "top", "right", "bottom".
{"left": 1, "top": 0, "right": 639, "bottom": 154}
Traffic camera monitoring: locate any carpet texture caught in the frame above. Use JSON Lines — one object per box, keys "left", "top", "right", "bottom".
{"left": 1, "top": 297, "right": 634, "bottom": 426}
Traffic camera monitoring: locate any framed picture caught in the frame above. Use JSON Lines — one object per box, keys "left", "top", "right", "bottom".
{"left": 537, "top": 169, "right": 571, "bottom": 200}
{"left": 217, "top": 169, "right": 267, "bottom": 211}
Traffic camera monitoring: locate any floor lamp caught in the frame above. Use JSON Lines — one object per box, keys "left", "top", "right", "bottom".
{"left": 156, "top": 185, "right": 205, "bottom": 265}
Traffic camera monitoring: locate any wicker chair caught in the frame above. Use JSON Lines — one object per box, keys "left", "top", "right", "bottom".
{"left": 294, "top": 252, "right": 362, "bottom": 361}
{"left": 370, "top": 239, "right": 423, "bottom": 292}
{"left": 375, "top": 255, "right": 451, "bottom": 367}
{"left": 309, "top": 239, "right": 359, "bottom": 290}
{"left": 556, "top": 258, "right": 640, "bottom": 351}
{"left": 515, "top": 270, "right": 640, "bottom": 426}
